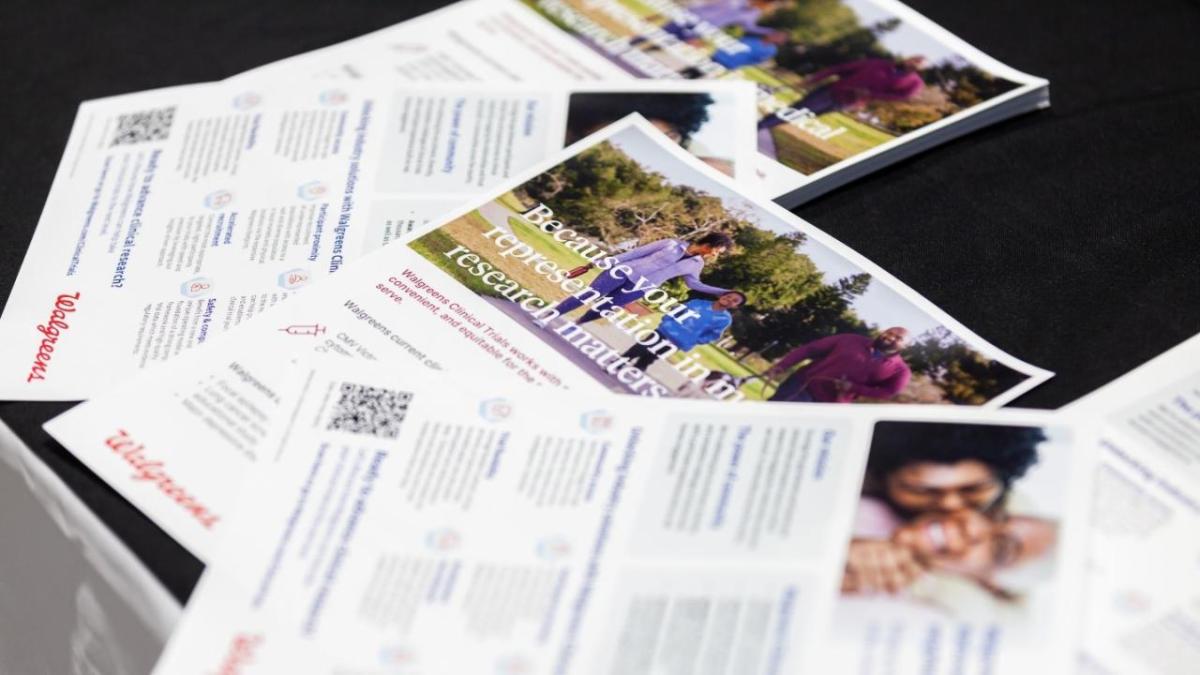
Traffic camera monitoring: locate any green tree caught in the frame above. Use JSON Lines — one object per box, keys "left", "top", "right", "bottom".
{"left": 731, "top": 272, "right": 873, "bottom": 357}
{"left": 518, "top": 142, "right": 760, "bottom": 249}
{"left": 774, "top": 18, "right": 900, "bottom": 75}
{"left": 757, "top": 0, "right": 860, "bottom": 45}
{"left": 864, "top": 100, "right": 946, "bottom": 133}
{"left": 669, "top": 186, "right": 747, "bottom": 239}
{"left": 921, "top": 59, "right": 1019, "bottom": 109}
{"left": 903, "top": 327, "right": 1027, "bottom": 404}
{"left": 517, "top": 141, "right": 673, "bottom": 242}
{"left": 703, "top": 228, "right": 822, "bottom": 310}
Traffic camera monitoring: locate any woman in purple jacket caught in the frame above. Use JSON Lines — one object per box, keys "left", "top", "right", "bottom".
{"left": 758, "top": 56, "right": 927, "bottom": 148}
{"left": 554, "top": 232, "right": 734, "bottom": 324}
{"left": 795, "top": 56, "right": 927, "bottom": 115}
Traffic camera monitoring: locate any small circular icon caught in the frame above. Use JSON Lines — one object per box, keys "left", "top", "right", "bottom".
{"left": 425, "top": 527, "right": 462, "bottom": 552}
{"left": 297, "top": 180, "right": 328, "bottom": 201}
{"left": 232, "top": 92, "right": 262, "bottom": 110}
{"left": 319, "top": 89, "right": 349, "bottom": 105}
{"left": 1113, "top": 590, "right": 1153, "bottom": 614}
{"left": 204, "top": 190, "right": 233, "bottom": 210}
{"left": 181, "top": 276, "right": 213, "bottom": 298}
{"left": 479, "top": 398, "right": 513, "bottom": 422}
{"left": 536, "top": 534, "right": 572, "bottom": 561}
{"left": 495, "top": 655, "right": 533, "bottom": 675}
{"left": 579, "top": 410, "right": 613, "bottom": 434}
{"left": 278, "top": 268, "right": 311, "bottom": 290}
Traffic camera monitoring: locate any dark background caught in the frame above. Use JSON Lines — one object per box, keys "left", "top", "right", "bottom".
{"left": 1, "top": 0, "right": 1197, "bottom": 603}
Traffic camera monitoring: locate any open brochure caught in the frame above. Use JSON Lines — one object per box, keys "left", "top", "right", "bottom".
{"left": 133, "top": 355, "right": 1091, "bottom": 675}
{"left": 0, "top": 79, "right": 756, "bottom": 400}
{"left": 1065, "top": 334, "right": 1200, "bottom": 675}
{"left": 43, "top": 116, "right": 1051, "bottom": 558}
{"left": 231, "top": 0, "right": 1050, "bottom": 206}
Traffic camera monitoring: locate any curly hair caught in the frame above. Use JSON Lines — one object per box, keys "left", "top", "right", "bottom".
{"left": 564, "top": 92, "right": 715, "bottom": 145}
{"left": 694, "top": 231, "right": 735, "bottom": 250}
{"left": 866, "top": 421, "right": 1044, "bottom": 488}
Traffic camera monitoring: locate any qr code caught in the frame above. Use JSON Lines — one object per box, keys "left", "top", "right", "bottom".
{"left": 111, "top": 107, "right": 176, "bottom": 146}
{"left": 327, "top": 382, "right": 414, "bottom": 439}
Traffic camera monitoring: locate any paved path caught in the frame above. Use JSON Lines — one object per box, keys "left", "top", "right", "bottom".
{"left": 477, "top": 200, "right": 516, "bottom": 234}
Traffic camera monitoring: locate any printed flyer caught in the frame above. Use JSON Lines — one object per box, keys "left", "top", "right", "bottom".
{"left": 0, "top": 79, "right": 754, "bottom": 400}
{"left": 138, "top": 357, "right": 1091, "bottom": 675}
{"left": 397, "top": 119, "right": 1048, "bottom": 406}
{"left": 42, "top": 115, "right": 1046, "bottom": 557}
{"left": 1067, "top": 335, "right": 1200, "bottom": 675}
{"left": 233, "top": 0, "right": 1049, "bottom": 204}
{"left": 44, "top": 117, "right": 1051, "bottom": 558}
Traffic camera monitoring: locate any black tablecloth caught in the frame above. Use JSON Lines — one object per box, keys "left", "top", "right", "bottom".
{"left": 2, "top": 0, "right": 1197, "bottom": 602}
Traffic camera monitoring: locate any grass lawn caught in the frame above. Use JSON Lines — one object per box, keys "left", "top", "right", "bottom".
{"left": 498, "top": 212, "right": 610, "bottom": 300}
{"left": 771, "top": 128, "right": 842, "bottom": 175}
{"left": 729, "top": 67, "right": 790, "bottom": 91}
{"left": 619, "top": 0, "right": 657, "bottom": 17}
{"left": 408, "top": 224, "right": 504, "bottom": 299}
{"left": 496, "top": 191, "right": 527, "bottom": 213}
{"left": 822, "top": 113, "right": 897, "bottom": 155}
{"left": 409, "top": 201, "right": 605, "bottom": 306}
{"left": 737, "top": 65, "right": 807, "bottom": 94}
{"left": 681, "top": 343, "right": 779, "bottom": 401}
{"left": 506, "top": 215, "right": 592, "bottom": 271}
{"left": 769, "top": 112, "right": 897, "bottom": 174}
{"left": 411, "top": 198, "right": 787, "bottom": 401}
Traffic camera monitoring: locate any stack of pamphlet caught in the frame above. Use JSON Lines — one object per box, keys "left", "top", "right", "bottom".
{"left": 0, "top": 1, "right": 1195, "bottom": 674}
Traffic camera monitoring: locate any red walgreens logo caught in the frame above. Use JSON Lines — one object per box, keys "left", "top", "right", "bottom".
{"left": 26, "top": 292, "right": 80, "bottom": 383}
{"left": 104, "top": 429, "right": 220, "bottom": 529}
{"left": 214, "top": 633, "right": 264, "bottom": 675}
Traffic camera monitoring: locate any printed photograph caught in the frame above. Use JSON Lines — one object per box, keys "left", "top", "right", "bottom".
{"left": 525, "top": 0, "right": 1023, "bottom": 175}
{"left": 564, "top": 90, "right": 741, "bottom": 176}
{"left": 840, "top": 421, "right": 1066, "bottom": 615}
{"left": 409, "top": 124, "right": 1034, "bottom": 404}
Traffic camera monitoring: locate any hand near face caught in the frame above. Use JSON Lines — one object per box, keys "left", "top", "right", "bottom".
{"left": 892, "top": 509, "right": 993, "bottom": 560}
{"left": 893, "top": 510, "right": 1010, "bottom": 581}
{"left": 841, "top": 539, "right": 927, "bottom": 595}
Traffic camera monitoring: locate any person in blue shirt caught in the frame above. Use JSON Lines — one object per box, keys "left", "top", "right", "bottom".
{"left": 711, "top": 30, "right": 788, "bottom": 70}
{"left": 622, "top": 291, "right": 746, "bottom": 371}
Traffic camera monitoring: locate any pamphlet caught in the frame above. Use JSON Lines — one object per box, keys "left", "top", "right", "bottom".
{"left": 44, "top": 117, "right": 1051, "bottom": 559}
{"left": 141, "top": 356, "right": 1091, "bottom": 675}
{"left": 1067, "top": 335, "right": 1200, "bottom": 675}
{"left": 0, "top": 80, "right": 754, "bottom": 400}
{"left": 233, "top": 0, "right": 1050, "bottom": 205}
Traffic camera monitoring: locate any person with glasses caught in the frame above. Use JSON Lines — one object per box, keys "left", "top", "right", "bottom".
{"left": 764, "top": 326, "right": 912, "bottom": 403}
